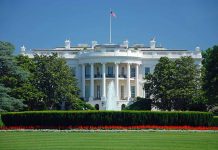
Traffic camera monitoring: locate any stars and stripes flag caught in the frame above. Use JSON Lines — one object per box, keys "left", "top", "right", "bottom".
{"left": 110, "top": 11, "right": 116, "bottom": 17}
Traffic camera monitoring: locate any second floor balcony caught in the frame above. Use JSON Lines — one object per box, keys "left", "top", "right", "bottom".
{"left": 106, "top": 74, "right": 115, "bottom": 78}
{"left": 119, "top": 74, "right": 127, "bottom": 78}
{"left": 94, "top": 73, "right": 102, "bottom": 78}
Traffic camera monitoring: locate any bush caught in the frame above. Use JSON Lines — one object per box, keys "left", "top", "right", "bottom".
{"left": 210, "top": 116, "right": 218, "bottom": 126}
{"left": 125, "top": 97, "right": 151, "bottom": 110}
{"left": 210, "top": 106, "right": 218, "bottom": 116}
{"left": 0, "top": 114, "right": 4, "bottom": 127}
{"left": 1, "top": 111, "right": 213, "bottom": 127}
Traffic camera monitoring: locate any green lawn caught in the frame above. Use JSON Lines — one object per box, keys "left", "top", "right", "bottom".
{"left": 0, "top": 131, "right": 218, "bottom": 150}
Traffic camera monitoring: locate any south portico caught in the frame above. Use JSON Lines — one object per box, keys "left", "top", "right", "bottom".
{"left": 80, "top": 60, "right": 141, "bottom": 110}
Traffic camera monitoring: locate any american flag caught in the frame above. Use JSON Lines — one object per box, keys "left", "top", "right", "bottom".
{"left": 110, "top": 11, "right": 116, "bottom": 17}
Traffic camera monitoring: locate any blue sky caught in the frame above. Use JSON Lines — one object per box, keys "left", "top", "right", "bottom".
{"left": 0, "top": 0, "right": 218, "bottom": 54}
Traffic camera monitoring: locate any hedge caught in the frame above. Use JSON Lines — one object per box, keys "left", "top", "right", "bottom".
{"left": 0, "top": 114, "right": 4, "bottom": 127}
{"left": 210, "top": 116, "right": 218, "bottom": 126}
{"left": 1, "top": 111, "right": 213, "bottom": 127}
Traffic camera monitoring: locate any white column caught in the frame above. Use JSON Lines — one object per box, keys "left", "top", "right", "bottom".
{"left": 101, "top": 63, "right": 106, "bottom": 100}
{"left": 127, "top": 63, "right": 131, "bottom": 100}
{"left": 82, "top": 64, "right": 85, "bottom": 98}
{"left": 115, "top": 63, "right": 119, "bottom": 98}
{"left": 135, "top": 64, "right": 139, "bottom": 97}
{"left": 90, "top": 63, "right": 94, "bottom": 100}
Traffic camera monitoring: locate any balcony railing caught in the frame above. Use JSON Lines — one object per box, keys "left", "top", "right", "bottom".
{"left": 106, "top": 74, "right": 115, "bottom": 78}
{"left": 86, "top": 73, "right": 136, "bottom": 78}
{"left": 119, "top": 74, "right": 127, "bottom": 78}
{"left": 131, "top": 73, "right": 136, "bottom": 78}
{"left": 94, "top": 74, "right": 102, "bottom": 78}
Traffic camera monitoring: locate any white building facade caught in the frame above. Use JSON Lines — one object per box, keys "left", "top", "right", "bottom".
{"left": 21, "top": 39, "right": 202, "bottom": 110}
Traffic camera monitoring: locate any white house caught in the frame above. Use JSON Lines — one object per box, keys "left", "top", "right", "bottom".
{"left": 21, "top": 39, "right": 202, "bottom": 110}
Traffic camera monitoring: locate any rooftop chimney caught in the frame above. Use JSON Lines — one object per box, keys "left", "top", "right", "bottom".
{"left": 65, "top": 39, "right": 71, "bottom": 49}
{"left": 123, "top": 40, "right": 129, "bottom": 48}
{"left": 92, "top": 41, "right": 98, "bottom": 49}
{"left": 195, "top": 46, "right": 200, "bottom": 51}
{"left": 20, "top": 45, "right": 26, "bottom": 55}
{"left": 150, "top": 37, "right": 156, "bottom": 49}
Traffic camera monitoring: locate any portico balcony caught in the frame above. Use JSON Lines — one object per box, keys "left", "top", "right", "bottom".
{"left": 94, "top": 74, "right": 102, "bottom": 78}
{"left": 106, "top": 74, "right": 115, "bottom": 78}
{"left": 119, "top": 74, "right": 127, "bottom": 78}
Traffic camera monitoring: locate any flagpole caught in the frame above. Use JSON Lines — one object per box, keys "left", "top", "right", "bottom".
{"left": 109, "top": 9, "right": 112, "bottom": 44}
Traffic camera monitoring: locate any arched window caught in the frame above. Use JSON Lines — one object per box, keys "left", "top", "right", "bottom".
{"left": 121, "top": 104, "right": 126, "bottom": 110}
{"left": 95, "top": 104, "right": 99, "bottom": 110}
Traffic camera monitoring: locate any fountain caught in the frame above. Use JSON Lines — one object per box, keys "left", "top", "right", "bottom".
{"left": 106, "top": 80, "right": 117, "bottom": 110}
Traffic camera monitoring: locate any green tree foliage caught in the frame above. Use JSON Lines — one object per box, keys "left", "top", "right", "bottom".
{"left": 0, "top": 41, "right": 26, "bottom": 111}
{"left": 14, "top": 55, "right": 45, "bottom": 110}
{"left": 125, "top": 97, "right": 151, "bottom": 110}
{"left": 145, "top": 56, "right": 204, "bottom": 111}
{"left": 202, "top": 45, "right": 218, "bottom": 106}
{"left": 144, "top": 57, "right": 175, "bottom": 110}
{"left": 0, "top": 42, "right": 29, "bottom": 88}
{"left": 33, "top": 53, "right": 92, "bottom": 110}
{"left": 172, "top": 57, "right": 200, "bottom": 110}
{"left": 155, "top": 57, "right": 176, "bottom": 110}
{"left": 0, "top": 84, "right": 24, "bottom": 112}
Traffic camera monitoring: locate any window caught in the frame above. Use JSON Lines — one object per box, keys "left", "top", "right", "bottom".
{"left": 144, "top": 67, "right": 150, "bottom": 76}
{"left": 85, "top": 85, "right": 90, "bottom": 98}
{"left": 121, "top": 67, "right": 125, "bottom": 75}
{"left": 131, "top": 86, "right": 135, "bottom": 98}
{"left": 97, "top": 85, "right": 100, "bottom": 99}
{"left": 131, "top": 67, "right": 135, "bottom": 77}
{"left": 95, "top": 66, "right": 101, "bottom": 78}
{"left": 85, "top": 65, "right": 90, "bottom": 77}
{"left": 120, "top": 67, "right": 126, "bottom": 78}
{"left": 108, "top": 66, "right": 113, "bottom": 75}
{"left": 96, "top": 66, "right": 100, "bottom": 75}
{"left": 121, "top": 85, "right": 124, "bottom": 99}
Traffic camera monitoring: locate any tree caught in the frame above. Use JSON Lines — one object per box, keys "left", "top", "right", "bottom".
{"left": 172, "top": 57, "right": 200, "bottom": 110}
{"left": 33, "top": 53, "right": 92, "bottom": 110}
{"left": 0, "top": 41, "right": 26, "bottom": 111}
{"left": 0, "top": 84, "right": 25, "bottom": 112}
{"left": 13, "top": 55, "right": 45, "bottom": 110}
{"left": 0, "top": 42, "right": 29, "bottom": 88}
{"left": 202, "top": 45, "right": 218, "bottom": 106}
{"left": 144, "top": 57, "right": 176, "bottom": 110}
{"left": 145, "top": 56, "right": 203, "bottom": 111}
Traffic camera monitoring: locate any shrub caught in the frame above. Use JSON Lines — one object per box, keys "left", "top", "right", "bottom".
{"left": 210, "top": 116, "right": 218, "bottom": 126}
{"left": 0, "top": 114, "right": 4, "bottom": 127}
{"left": 210, "top": 106, "right": 218, "bottom": 116}
{"left": 125, "top": 97, "right": 151, "bottom": 110}
{"left": 1, "top": 111, "right": 212, "bottom": 127}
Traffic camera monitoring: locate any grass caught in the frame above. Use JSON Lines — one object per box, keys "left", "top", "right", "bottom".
{"left": 0, "top": 131, "right": 218, "bottom": 150}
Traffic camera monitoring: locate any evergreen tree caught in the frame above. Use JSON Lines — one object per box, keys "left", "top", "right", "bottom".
{"left": 202, "top": 45, "right": 218, "bottom": 106}
{"left": 0, "top": 41, "right": 26, "bottom": 111}
{"left": 0, "top": 84, "right": 24, "bottom": 112}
